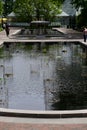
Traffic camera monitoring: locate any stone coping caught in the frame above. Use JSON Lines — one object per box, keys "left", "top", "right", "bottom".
{"left": 1, "top": 39, "right": 85, "bottom": 44}
{"left": 0, "top": 108, "right": 87, "bottom": 118}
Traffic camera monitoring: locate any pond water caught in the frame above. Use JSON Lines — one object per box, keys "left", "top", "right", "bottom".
{"left": 0, "top": 42, "right": 87, "bottom": 110}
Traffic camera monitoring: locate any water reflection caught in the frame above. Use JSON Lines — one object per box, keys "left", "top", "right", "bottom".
{"left": 0, "top": 42, "right": 87, "bottom": 110}
{"left": 51, "top": 43, "right": 87, "bottom": 110}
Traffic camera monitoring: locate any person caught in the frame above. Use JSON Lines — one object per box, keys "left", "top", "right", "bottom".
{"left": 83, "top": 27, "right": 87, "bottom": 42}
{"left": 5, "top": 23, "right": 10, "bottom": 37}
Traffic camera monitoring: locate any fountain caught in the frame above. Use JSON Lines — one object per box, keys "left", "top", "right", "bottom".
{"left": 30, "top": 21, "right": 50, "bottom": 35}
{"left": 14, "top": 20, "right": 64, "bottom": 39}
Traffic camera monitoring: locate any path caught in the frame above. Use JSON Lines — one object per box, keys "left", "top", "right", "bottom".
{"left": 0, "top": 116, "right": 87, "bottom": 130}
{"left": 0, "top": 27, "right": 85, "bottom": 45}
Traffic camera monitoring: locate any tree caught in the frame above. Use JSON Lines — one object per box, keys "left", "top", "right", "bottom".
{"left": 71, "top": 0, "right": 87, "bottom": 27}
{"left": 13, "top": 0, "right": 63, "bottom": 22}
{"left": 0, "top": 0, "right": 3, "bottom": 16}
{"left": 71, "top": 0, "right": 87, "bottom": 10}
{"left": 3, "top": 0, "right": 14, "bottom": 16}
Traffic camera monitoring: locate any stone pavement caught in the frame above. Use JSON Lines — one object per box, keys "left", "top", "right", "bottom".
{"left": 0, "top": 117, "right": 87, "bottom": 130}
{"left": 0, "top": 27, "right": 87, "bottom": 130}
{"left": 0, "top": 27, "right": 85, "bottom": 45}
{"left": 0, "top": 122, "right": 87, "bottom": 130}
{"left": 54, "top": 27, "right": 83, "bottom": 39}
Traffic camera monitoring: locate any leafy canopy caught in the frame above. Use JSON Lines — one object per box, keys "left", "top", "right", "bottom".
{"left": 71, "top": 0, "right": 87, "bottom": 10}
{"left": 3, "top": 0, "right": 13, "bottom": 16}
{"left": 71, "top": 0, "right": 87, "bottom": 27}
{"left": 14, "top": 0, "right": 64, "bottom": 22}
{"left": 0, "top": 0, "right": 3, "bottom": 16}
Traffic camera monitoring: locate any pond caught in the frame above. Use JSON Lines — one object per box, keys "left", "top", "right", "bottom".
{"left": 0, "top": 42, "right": 87, "bottom": 110}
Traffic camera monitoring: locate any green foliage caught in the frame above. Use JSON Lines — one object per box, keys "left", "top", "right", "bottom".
{"left": 3, "top": 0, "right": 13, "bottom": 16}
{"left": 77, "top": 9, "right": 87, "bottom": 27}
{"left": 13, "top": 0, "right": 63, "bottom": 22}
{"left": 13, "top": 0, "right": 33, "bottom": 22}
{"left": 0, "top": 0, "right": 3, "bottom": 15}
{"left": 0, "top": 27, "right": 3, "bottom": 31}
{"left": 71, "top": 0, "right": 87, "bottom": 10}
{"left": 71, "top": 0, "right": 87, "bottom": 27}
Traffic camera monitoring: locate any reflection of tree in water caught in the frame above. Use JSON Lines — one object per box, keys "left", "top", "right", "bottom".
{"left": 51, "top": 43, "right": 87, "bottom": 110}
{"left": 1, "top": 42, "right": 87, "bottom": 110}
{"left": 52, "top": 65, "right": 86, "bottom": 110}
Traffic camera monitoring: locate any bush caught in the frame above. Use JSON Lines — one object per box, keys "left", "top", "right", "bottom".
{"left": 76, "top": 9, "right": 87, "bottom": 28}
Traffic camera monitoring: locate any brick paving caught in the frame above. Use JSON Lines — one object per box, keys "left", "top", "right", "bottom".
{"left": 0, "top": 122, "right": 87, "bottom": 130}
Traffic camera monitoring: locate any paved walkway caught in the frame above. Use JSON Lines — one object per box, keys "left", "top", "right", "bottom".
{"left": 0, "top": 27, "right": 87, "bottom": 130}
{"left": 0, "top": 116, "right": 87, "bottom": 130}
{"left": 0, "top": 27, "right": 85, "bottom": 44}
